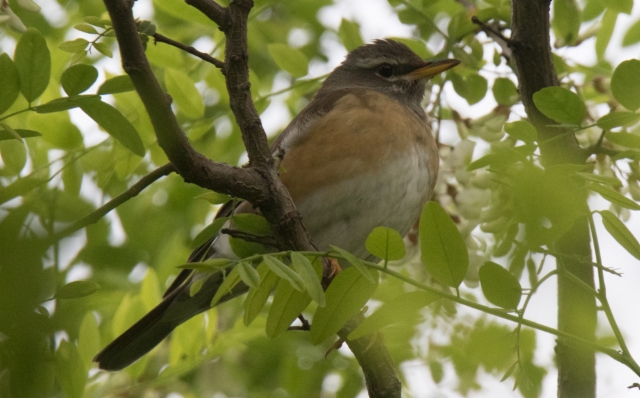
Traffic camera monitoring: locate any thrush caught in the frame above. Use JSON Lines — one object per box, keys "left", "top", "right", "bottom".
{"left": 94, "top": 39, "right": 460, "bottom": 371}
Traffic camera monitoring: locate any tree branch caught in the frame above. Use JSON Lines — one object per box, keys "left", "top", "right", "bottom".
{"left": 152, "top": 33, "right": 224, "bottom": 69}
{"left": 509, "top": 1, "right": 596, "bottom": 397}
{"left": 49, "top": 163, "right": 175, "bottom": 243}
{"left": 184, "top": 0, "right": 229, "bottom": 30}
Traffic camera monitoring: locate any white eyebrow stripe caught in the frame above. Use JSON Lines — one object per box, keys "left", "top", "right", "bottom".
{"left": 352, "top": 57, "right": 399, "bottom": 69}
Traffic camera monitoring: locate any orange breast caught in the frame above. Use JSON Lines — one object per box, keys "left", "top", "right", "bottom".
{"left": 279, "top": 90, "right": 436, "bottom": 203}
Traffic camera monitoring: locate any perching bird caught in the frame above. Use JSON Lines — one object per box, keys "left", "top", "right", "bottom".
{"left": 94, "top": 39, "right": 459, "bottom": 371}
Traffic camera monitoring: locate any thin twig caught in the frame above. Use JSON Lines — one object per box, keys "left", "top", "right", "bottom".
{"left": 153, "top": 33, "right": 224, "bottom": 69}
{"left": 49, "top": 163, "right": 175, "bottom": 243}
{"left": 471, "top": 16, "right": 513, "bottom": 60}
{"left": 184, "top": 0, "right": 229, "bottom": 30}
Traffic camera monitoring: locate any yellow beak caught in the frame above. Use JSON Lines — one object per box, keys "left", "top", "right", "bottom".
{"left": 407, "top": 59, "right": 461, "bottom": 80}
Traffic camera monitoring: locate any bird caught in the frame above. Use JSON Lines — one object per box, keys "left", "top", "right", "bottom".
{"left": 94, "top": 39, "right": 460, "bottom": 371}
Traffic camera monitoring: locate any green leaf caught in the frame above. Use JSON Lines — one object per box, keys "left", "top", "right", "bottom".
{"left": 237, "top": 261, "right": 260, "bottom": 288}
{"left": 348, "top": 291, "right": 439, "bottom": 340}
{"left": 607, "top": 131, "right": 640, "bottom": 148}
{"left": 290, "top": 253, "right": 325, "bottom": 307}
{"left": 532, "top": 86, "right": 586, "bottom": 125}
{"left": 211, "top": 267, "right": 241, "bottom": 306}
{"left": 195, "top": 191, "right": 231, "bottom": 204}
{"left": 243, "top": 263, "right": 279, "bottom": 326}
{"left": 14, "top": 28, "right": 51, "bottom": 102}
{"left": 553, "top": 0, "right": 581, "bottom": 45}
{"left": 596, "top": 10, "right": 617, "bottom": 60}
{"left": 0, "top": 123, "right": 22, "bottom": 142}
{"left": 623, "top": 19, "right": 640, "bottom": 46}
{"left": 504, "top": 120, "right": 538, "bottom": 142}
{"left": 310, "top": 267, "right": 379, "bottom": 345}
{"left": 419, "top": 201, "right": 469, "bottom": 288}
{"left": 232, "top": 213, "right": 271, "bottom": 235}
{"left": 79, "top": 99, "right": 145, "bottom": 156}
{"left": 73, "top": 23, "right": 98, "bottom": 34}
{"left": 268, "top": 43, "right": 308, "bottom": 78}
{"left": 605, "top": 0, "right": 633, "bottom": 14}
{"left": 98, "top": 75, "right": 135, "bottom": 94}
{"left": 611, "top": 59, "right": 640, "bottom": 111}
{"left": 164, "top": 68, "right": 204, "bottom": 118}
{"left": 0, "top": 173, "right": 47, "bottom": 205}
{"left": 84, "top": 16, "right": 111, "bottom": 28}
{"left": 55, "top": 341, "right": 87, "bottom": 398}
{"left": 54, "top": 280, "right": 100, "bottom": 299}
{"left": 263, "top": 255, "right": 305, "bottom": 291}
{"left": 600, "top": 210, "right": 640, "bottom": 259}
{"left": 467, "top": 145, "right": 535, "bottom": 171}
{"left": 365, "top": 226, "right": 406, "bottom": 261}
{"left": 34, "top": 95, "right": 99, "bottom": 113}
{"left": 0, "top": 53, "right": 20, "bottom": 114}
{"left": 266, "top": 276, "right": 312, "bottom": 338}
{"left": 61, "top": 64, "right": 98, "bottom": 96}
{"left": 0, "top": 128, "right": 41, "bottom": 141}
{"left": 464, "top": 74, "right": 488, "bottom": 105}
{"left": 77, "top": 313, "right": 100, "bottom": 369}
{"left": 479, "top": 261, "right": 522, "bottom": 309}
{"left": 93, "top": 42, "right": 113, "bottom": 58}
{"left": 338, "top": 19, "right": 364, "bottom": 51}
{"left": 492, "top": 77, "right": 519, "bottom": 105}
{"left": 192, "top": 217, "right": 228, "bottom": 248}
{"left": 597, "top": 111, "right": 640, "bottom": 130}
{"left": 575, "top": 172, "right": 622, "bottom": 187}
{"left": 330, "top": 245, "right": 375, "bottom": 283}
{"left": 589, "top": 184, "right": 640, "bottom": 210}
{"left": 59, "top": 39, "right": 89, "bottom": 53}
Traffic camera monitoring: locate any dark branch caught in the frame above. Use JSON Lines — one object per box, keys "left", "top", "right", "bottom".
{"left": 184, "top": 0, "right": 229, "bottom": 30}
{"left": 471, "top": 16, "right": 512, "bottom": 60}
{"left": 50, "top": 163, "right": 174, "bottom": 243}
{"left": 153, "top": 33, "right": 224, "bottom": 69}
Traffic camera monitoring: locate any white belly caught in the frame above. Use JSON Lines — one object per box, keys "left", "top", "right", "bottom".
{"left": 296, "top": 144, "right": 436, "bottom": 259}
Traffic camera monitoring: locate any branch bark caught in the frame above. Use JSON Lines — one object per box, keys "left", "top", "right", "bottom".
{"left": 508, "top": 1, "right": 596, "bottom": 397}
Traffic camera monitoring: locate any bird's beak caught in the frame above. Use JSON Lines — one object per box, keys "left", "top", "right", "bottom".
{"left": 407, "top": 59, "right": 461, "bottom": 80}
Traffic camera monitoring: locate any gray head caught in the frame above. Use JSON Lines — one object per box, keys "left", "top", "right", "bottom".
{"left": 319, "top": 39, "right": 460, "bottom": 106}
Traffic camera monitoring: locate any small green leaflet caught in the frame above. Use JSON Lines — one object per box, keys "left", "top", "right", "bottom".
{"left": 14, "top": 28, "right": 51, "bottom": 102}
{"left": 55, "top": 340, "right": 87, "bottom": 398}
{"left": 232, "top": 213, "right": 271, "bottom": 235}
{"left": 61, "top": 64, "right": 98, "bottom": 96}
{"left": 532, "top": 86, "right": 586, "bottom": 125}
{"left": 575, "top": 172, "right": 622, "bottom": 188}
{"left": 330, "top": 245, "right": 375, "bottom": 283}
{"left": 492, "top": 77, "right": 519, "bottom": 106}
{"left": 59, "top": 39, "right": 89, "bottom": 53}
{"left": 599, "top": 210, "right": 640, "bottom": 260}
{"left": 596, "top": 111, "right": 640, "bottom": 130}
{"left": 589, "top": 183, "right": 640, "bottom": 210}
{"left": 504, "top": 121, "right": 537, "bottom": 143}
{"left": 611, "top": 59, "right": 640, "bottom": 111}
{"left": 243, "top": 263, "right": 279, "bottom": 326}
{"left": 348, "top": 290, "right": 439, "bottom": 340}
{"left": 237, "top": 261, "right": 260, "bottom": 288}
{"left": 266, "top": 277, "right": 312, "bottom": 338}
{"left": 54, "top": 280, "right": 100, "bottom": 299}
{"left": 263, "top": 255, "right": 305, "bottom": 291}
{"left": 98, "top": 75, "right": 135, "bottom": 95}
{"left": 419, "top": 201, "right": 469, "bottom": 288}
{"left": 607, "top": 131, "right": 640, "bottom": 149}
{"left": 211, "top": 267, "right": 241, "bottom": 306}
{"left": 164, "top": 68, "right": 204, "bottom": 119}
{"left": 195, "top": 191, "right": 231, "bottom": 205}
{"left": 338, "top": 19, "right": 364, "bottom": 51}
{"left": 479, "top": 261, "right": 522, "bottom": 310}
{"left": 267, "top": 43, "right": 308, "bottom": 78}
{"left": 0, "top": 53, "right": 20, "bottom": 115}
{"left": 290, "top": 252, "right": 325, "bottom": 307}
{"left": 310, "top": 267, "right": 378, "bottom": 345}
{"left": 34, "top": 95, "right": 99, "bottom": 114}
{"left": 365, "top": 226, "right": 406, "bottom": 262}
{"left": 79, "top": 99, "right": 145, "bottom": 156}
{"left": 0, "top": 128, "right": 41, "bottom": 141}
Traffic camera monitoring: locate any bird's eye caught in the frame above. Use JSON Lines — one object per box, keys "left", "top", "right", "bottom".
{"left": 377, "top": 63, "right": 393, "bottom": 78}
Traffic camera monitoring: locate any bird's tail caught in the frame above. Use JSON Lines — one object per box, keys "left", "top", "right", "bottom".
{"left": 93, "top": 287, "right": 181, "bottom": 371}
